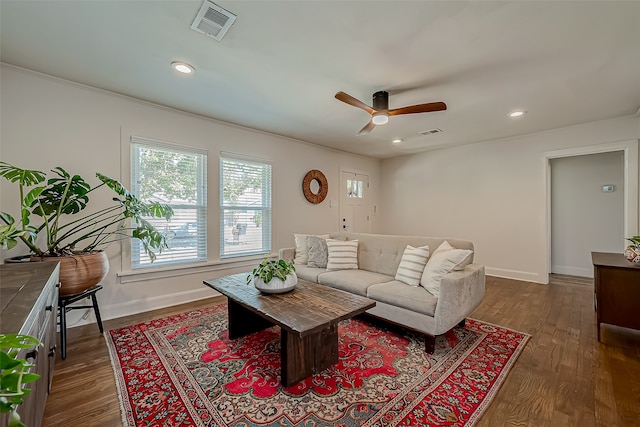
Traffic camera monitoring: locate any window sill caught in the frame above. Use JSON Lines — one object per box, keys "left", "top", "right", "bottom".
{"left": 118, "top": 254, "right": 275, "bottom": 284}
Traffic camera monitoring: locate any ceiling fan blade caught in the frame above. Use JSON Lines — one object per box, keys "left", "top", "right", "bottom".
{"left": 388, "top": 102, "right": 447, "bottom": 116}
{"left": 335, "top": 91, "right": 375, "bottom": 115}
{"left": 357, "top": 120, "right": 376, "bottom": 136}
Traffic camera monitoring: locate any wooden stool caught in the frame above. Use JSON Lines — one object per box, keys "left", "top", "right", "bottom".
{"left": 58, "top": 284, "right": 104, "bottom": 359}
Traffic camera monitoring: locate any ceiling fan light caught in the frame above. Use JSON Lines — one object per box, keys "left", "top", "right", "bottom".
{"left": 372, "top": 113, "right": 389, "bottom": 125}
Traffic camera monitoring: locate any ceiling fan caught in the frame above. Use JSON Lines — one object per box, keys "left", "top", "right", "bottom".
{"left": 335, "top": 90, "right": 447, "bottom": 136}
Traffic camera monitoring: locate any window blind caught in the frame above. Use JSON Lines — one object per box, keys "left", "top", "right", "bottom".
{"left": 131, "top": 138, "right": 207, "bottom": 268}
{"left": 220, "top": 155, "right": 271, "bottom": 258}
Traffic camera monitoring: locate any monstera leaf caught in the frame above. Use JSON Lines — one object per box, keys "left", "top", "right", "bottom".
{"left": 33, "top": 167, "right": 91, "bottom": 217}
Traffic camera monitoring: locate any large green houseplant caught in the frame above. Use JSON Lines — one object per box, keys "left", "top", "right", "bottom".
{"left": 0, "top": 162, "right": 173, "bottom": 294}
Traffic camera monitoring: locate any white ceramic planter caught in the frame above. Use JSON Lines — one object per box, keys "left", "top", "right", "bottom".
{"left": 624, "top": 246, "right": 640, "bottom": 264}
{"left": 254, "top": 272, "right": 298, "bottom": 294}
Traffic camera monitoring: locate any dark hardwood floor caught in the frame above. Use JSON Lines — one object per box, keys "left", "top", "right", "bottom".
{"left": 41, "top": 275, "right": 640, "bottom": 427}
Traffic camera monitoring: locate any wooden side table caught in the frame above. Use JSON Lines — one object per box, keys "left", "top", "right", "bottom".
{"left": 591, "top": 251, "right": 640, "bottom": 341}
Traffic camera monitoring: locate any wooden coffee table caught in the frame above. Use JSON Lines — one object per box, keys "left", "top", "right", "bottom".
{"left": 203, "top": 273, "right": 375, "bottom": 387}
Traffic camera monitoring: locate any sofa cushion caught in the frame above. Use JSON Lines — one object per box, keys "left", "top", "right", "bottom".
{"left": 307, "top": 235, "right": 328, "bottom": 268}
{"left": 318, "top": 269, "right": 391, "bottom": 297}
{"left": 293, "top": 233, "right": 329, "bottom": 264}
{"left": 367, "top": 281, "right": 438, "bottom": 317}
{"left": 394, "top": 245, "right": 430, "bottom": 286}
{"left": 326, "top": 239, "right": 358, "bottom": 270}
{"left": 421, "top": 241, "right": 473, "bottom": 297}
{"left": 328, "top": 232, "right": 474, "bottom": 277}
{"left": 294, "top": 264, "right": 327, "bottom": 283}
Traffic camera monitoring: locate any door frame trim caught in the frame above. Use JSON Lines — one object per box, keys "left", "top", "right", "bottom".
{"left": 544, "top": 139, "right": 639, "bottom": 280}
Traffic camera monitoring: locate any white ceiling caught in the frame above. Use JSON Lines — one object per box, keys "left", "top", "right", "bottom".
{"left": 1, "top": 1, "right": 639, "bottom": 158}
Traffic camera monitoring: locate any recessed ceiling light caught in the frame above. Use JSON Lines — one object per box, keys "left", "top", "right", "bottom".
{"left": 172, "top": 62, "right": 195, "bottom": 74}
{"left": 392, "top": 139, "right": 403, "bottom": 144}
{"left": 509, "top": 110, "right": 526, "bottom": 117}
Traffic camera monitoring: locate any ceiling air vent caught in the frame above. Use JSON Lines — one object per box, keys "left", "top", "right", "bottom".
{"left": 419, "top": 128, "right": 443, "bottom": 136}
{"left": 191, "top": 1, "right": 237, "bottom": 41}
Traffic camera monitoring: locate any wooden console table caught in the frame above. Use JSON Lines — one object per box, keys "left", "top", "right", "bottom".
{"left": 591, "top": 251, "right": 640, "bottom": 341}
{"left": 0, "top": 262, "right": 60, "bottom": 427}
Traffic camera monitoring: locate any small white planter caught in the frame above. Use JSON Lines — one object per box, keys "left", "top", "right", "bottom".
{"left": 254, "top": 272, "right": 298, "bottom": 294}
{"left": 624, "top": 245, "right": 640, "bottom": 264}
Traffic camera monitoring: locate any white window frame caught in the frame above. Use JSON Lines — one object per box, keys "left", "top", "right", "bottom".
{"left": 220, "top": 153, "right": 272, "bottom": 258}
{"left": 130, "top": 136, "right": 207, "bottom": 269}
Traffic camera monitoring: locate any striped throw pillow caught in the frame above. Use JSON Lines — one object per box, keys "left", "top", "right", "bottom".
{"left": 326, "top": 239, "right": 359, "bottom": 270}
{"left": 395, "top": 245, "right": 430, "bottom": 286}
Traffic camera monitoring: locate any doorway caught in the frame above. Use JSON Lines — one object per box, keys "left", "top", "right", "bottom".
{"left": 550, "top": 151, "right": 624, "bottom": 277}
{"left": 339, "top": 171, "right": 370, "bottom": 233}
{"left": 545, "top": 139, "right": 638, "bottom": 282}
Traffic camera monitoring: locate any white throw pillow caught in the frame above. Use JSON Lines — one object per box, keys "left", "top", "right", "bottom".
{"left": 326, "top": 239, "right": 358, "bottom": 270}
{"left": 421, "top": 241, "right": 473, "bottom": 297}
{"left": 395, "top": 245, "right": 430, "bottom": 286}
{"left": 293, "top": 233, "right": 329, "bottom": 264}
{"left": 432, "top": 240, "right": 473, "bottom": 270}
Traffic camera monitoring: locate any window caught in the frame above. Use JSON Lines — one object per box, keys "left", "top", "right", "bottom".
{"left": 220, "top": 155, "right": 271, "bottom": 258}
{"left": 346, "top": 178, "right": 364, "bottom": 198}
{"left": 131, "top": 138, "right": 207, "bottom": 268}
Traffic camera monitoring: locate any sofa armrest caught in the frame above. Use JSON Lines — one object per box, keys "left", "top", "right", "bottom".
{"left": 279, "top": 247, "right": 295, "bottom": 264}
{"left": 433, "top": 263, "right": 485, "bottom": 335}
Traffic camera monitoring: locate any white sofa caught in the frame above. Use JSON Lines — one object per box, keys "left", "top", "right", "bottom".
{"left": 279, "top": 232, "right": 485, "bottom": 352}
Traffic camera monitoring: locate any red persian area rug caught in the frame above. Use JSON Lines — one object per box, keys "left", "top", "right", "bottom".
{"left": 106, "top": 304, "right": 529, "bottom": 427}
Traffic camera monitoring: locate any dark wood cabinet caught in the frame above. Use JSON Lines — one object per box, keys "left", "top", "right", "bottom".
{"left": 591, "top": 251, "right": 640, "bottom": 342}
{"left": 1, "top": 262, "right": 60, "bottom": 427}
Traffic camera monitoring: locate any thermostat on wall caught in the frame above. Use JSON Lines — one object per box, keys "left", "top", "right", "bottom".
{"left": 601, "top": 185, "right": 615, "bottom": 193}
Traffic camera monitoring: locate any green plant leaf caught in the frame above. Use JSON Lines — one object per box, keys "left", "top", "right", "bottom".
{"left": 8, "top": 408, "right": 24, "bottom": 427}
{"left": 626, "top": 235, "right": 640, "bottom": 246}
{"left": 23, "top": 186, "right": 45, "bottom": 208}
{"left": 1, "top": 372, "right": 23, "bottom": 393}
{"left": 0, "top": 225, "right": 23, "bottom": 251}
{"left": 19, "top": 373, "right": 40, "bottom": 385}
{"left": 96, "top": 172, "right": 128, "bottom": 197}
{"left": 36, "top": 172, "right": 90, "bottom": 217}
{"left": 0, "top": 334, "right": 40, "bottom": 350}
{"left": 0, "top": 352, "right": 21, "bottom": 371}
{"left": 0, "top": 334, "right": 40, "bottom": 419}
{"left": 0, "top": 400, "right": 13, "bottom": 413}
{"left": 0, "top": 162, "right": 46, "bottom": 186}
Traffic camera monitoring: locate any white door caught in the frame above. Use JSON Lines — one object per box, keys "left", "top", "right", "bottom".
{"left": 340, "top": 171, "right": 370, "bottom": 233}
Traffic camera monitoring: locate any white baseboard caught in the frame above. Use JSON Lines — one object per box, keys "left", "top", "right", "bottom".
{"left": 550, "top": 265, "right": 593, "bottom": 278}
{"left": 66, "top": 287, "right": 221, "bottom": 329}
{"left": 485, "top": 267, "right": 548, "bottom": 284}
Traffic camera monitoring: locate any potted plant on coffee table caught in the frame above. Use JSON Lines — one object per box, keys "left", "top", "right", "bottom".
{"left": 0, "top": 162, "right": 174, "bottom": 296}
{"left": 247, "top": 258, "right": 297, "bottom": 293}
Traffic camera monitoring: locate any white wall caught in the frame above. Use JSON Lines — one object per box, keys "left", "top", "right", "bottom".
{"left": 550, "top": 151, "right": 624, "bottom": 277}
{"left": 0, "top": 65, "right": 381, "bottom": 323}
{"left": 379, "top": 115, "right": 640, "bottom": 284}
